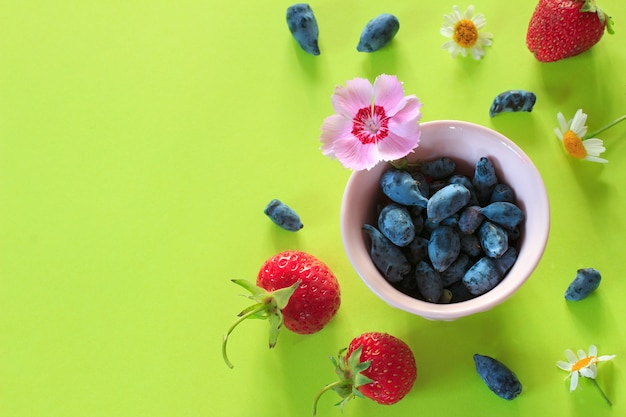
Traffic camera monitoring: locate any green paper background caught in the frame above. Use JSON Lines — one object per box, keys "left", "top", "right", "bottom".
{"left": 1, "top": 1, "right": 625, "bottom": 416}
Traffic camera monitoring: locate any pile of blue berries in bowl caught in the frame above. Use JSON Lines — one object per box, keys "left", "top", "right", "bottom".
{"left": 340, "top": 120, "right": 550, "bottom": 320}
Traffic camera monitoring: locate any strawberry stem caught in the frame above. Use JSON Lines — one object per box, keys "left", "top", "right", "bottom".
{"left": 222, "top": 303, "right": 268, "bottom": 369}
{"left": 584, "top": 114, "right": 626, "bottom": 139}
{"left": 312, "top": 380, "right": 353, "bottom": 416}
{"left": 222, "top": 279, "right": 300, "bottom": 369}
{"left": 311, "top": 346, "right": 373, "bottom": 415}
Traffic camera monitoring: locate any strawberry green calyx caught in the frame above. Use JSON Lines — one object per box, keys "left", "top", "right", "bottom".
{"left": 312, "top": 346, "right": 374, "bottom": 416}
{"left": 222, "top": 279, "right": 300, "bottom": 369}
{"left": 580, "top": 0, "right": 615, "bottom": 34}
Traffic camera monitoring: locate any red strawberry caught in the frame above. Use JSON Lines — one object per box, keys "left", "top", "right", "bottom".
{"left": 222, "top": 250, "right": 340, "bottom": 368}
{"left": 313, "top": 332, "right": 417, "bottom": 414}
{"left": 526, "top": 0, "right": 614, "bottom": 62}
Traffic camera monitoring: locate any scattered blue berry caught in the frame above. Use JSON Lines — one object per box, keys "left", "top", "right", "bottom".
{"left": 286, "top": 3, "right": 320, "bottom": 56}
{"left": 264, "top": 199, "right": 303, "bottom": 231}
{"left": 357, "top": 13, "right": 399, "bottom": 52}
{"left": 473, "top": 354, "right": 522, "bottom": 400}
{"left": 489, "top": 90, "right": 536, "bottom": 118}
{"left": 565, "top": 268, "right": 601, "bottom": 301}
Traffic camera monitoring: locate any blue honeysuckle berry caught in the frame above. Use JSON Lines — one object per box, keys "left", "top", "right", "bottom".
{"left": 427, "top": 183, "right": 471, "bottom": 224}
{"left": 362, "top": 224, "right": 411, "bottom": 283}
{"left": 381, "top": 169, "right": 429, "bottom": 208}
{"left": 357, "top": 13, "right": 399, "bottom": 52}
{"left": 286, "top": 3, "right": 320, "bottom": 56}
{"left": 565, "top": 268, "right": 601, "bottom": 301}
{"left": 489, "top": 90, "right": 536, "bottom": 118}
{"left": 264, "top": 199, "right": 303, "bottom": 231}
{"left": 479, "top": 202, "right": 525, "bottom": 230}
{"left": 419, "top": 157, "right": 457, "bottom": 180}
{"left": 478, "top": 221, "right": 508, "bottom": 259}
{"left": 378, "top": 203, "right": 415, "bottom": 247}
{"left": 474, "top": 354, "right": 522, "bottom": 400}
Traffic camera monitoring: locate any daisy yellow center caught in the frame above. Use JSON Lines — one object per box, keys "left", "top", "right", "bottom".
{"left": 571, "top": 356, "right": 595, "bottom": 372}
{"left": 563, "top": 130, "right": 587, "bottom": 159}
{"left": 352, "top": 105, "right": 389, "bottom": 145}
{"left": 453, "top": 19, "right": 479, "bottom": 48}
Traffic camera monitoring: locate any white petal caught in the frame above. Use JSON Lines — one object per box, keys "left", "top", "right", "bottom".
{"left": 472, "top": 14, "right": 487, "bottom": 29}
{"left": 452, "top": 5, "right": 462, "bottom": 21}
{"left": 584, "top": 155, "right": 608, "bottom": 163}
{"left": 588, "top": 345, "right": 598, "bottom": 356}
{"left": 464, "top": 5, "right": 475, "bottom": 19}
{"left": 440, "top": 26, "right": 454, "bottom": 37}
{"left": 580, "top": 367, "right": 596, "bottom": 378}
{"left": 598, "top": 354, "right": 616, "bottom": 362}
{"left": 585, "top": 146, "right": 606, "bottom": 156}
{"left": 570, "top": 372, "right": 579, "bottom": 391}
{"left": 479, "top": 32, "right": 493, "bottom": 42}
{"left": 557, "top": 361, "right": 573, "bottom": 371}
{"left": 589, "top": 363, "right": 598, "bottom": 377}
{"left": 554, "top": 127, "right": 564, "bottom": 140}
{"left": 470, "top": 45, "right": 485, "bottom": 60}
{"left": 556, "top": 112, "right": 569, "bottom": 133}
{"left": 577, "top": 349, "right": 587, "bottom": 360}
{"left": 441, "top": 40, "right": 456, "bottom": 51}
{"left": 570, "top": 109, "right": 588, "bottom": 137}
{"left": 443, "top": 14, "right": 457, "bottom": 27}
{"left": 565, "top": 349, "right": 577, "bottom": 363}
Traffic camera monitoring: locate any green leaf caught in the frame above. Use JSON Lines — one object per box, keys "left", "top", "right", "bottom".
{"left": 271, "top": 280, "right": 300, "bottom": 309}
{"left": 346, "top": 346, "right": 364, "bottom": 369}
{"left": 354, "top": 372, "right": 374, "bottom": 388}
{"left": 580, "top": 0, "right": 597, "bottom": 13}
{"left": 231, "top": 279, "right": 265, "bottom": 296}
{"left": 267, "top": 309, "right": 284, "bottom": 348}
{"left": 605, "top": 14, "right": 615, "bottom": 35}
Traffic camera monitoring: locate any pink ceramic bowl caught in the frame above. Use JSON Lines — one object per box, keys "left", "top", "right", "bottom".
{"left": 340, "top": 120, "right": 550, "bottom": 320}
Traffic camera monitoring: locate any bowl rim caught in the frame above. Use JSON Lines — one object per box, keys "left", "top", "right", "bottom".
{"left": 340, "top": 120, "right": 551, "bottom": 320}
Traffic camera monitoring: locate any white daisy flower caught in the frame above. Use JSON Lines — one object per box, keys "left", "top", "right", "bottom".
{"left": 557, "top": 344, "right": 615, "bottom": 406}
{"left": 554, "top": 109, "right": 608, "bottom": 163}
{"left": 440, "top": 5, "right": 493, "bottom": 60}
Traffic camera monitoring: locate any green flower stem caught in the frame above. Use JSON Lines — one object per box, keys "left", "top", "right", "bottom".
{"left": 584, "top": 114, "right": 626, "bottom": 139}
{"left": 590, "top": 378, "right": 612, "bottom": 407}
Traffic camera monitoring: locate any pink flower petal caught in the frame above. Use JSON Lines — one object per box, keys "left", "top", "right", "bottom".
{"left": 320, "top": 114, "right": 353, "bottom": 156}
{"left": 373, "top": 74, "right": 405, "bottom": 116}
{"left": 332, "top": 78, "right": 373, "bottom": 118}
{"left": 390, "top": 96, "right": 422, "bottom": 124}
{"left": 377, "top": 130, "right": 420, "bottom": 161}
{"left": 332, "top": 137, "right": 380, "bottom": 171}
{"left": 388, "top": 118, "right": 421, "bottom": 141}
